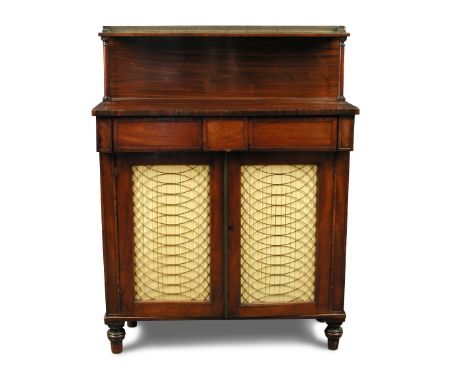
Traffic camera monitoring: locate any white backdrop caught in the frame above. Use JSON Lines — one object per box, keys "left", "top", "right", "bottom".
{"left": 1, "top": 1, "right": 467, "bottom": 381}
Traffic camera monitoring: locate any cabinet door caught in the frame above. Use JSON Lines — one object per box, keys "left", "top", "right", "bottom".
{"left": 116, "top": 153, "right": 224, "bottom": 318}
{"left": 227, "top": 152, "right": 333, "bottom": 317}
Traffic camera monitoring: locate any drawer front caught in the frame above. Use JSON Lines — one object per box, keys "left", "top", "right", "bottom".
{"left": 114, "top": 119, "right": 201, "bottom": 151}
{"left": 204, "top": 119, "right": 247, "bottom": 151}
{"left": 250, "top": 118, "right": 337, "bottom": 150}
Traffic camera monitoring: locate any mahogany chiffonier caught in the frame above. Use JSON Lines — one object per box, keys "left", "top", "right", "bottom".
{"left": 92, "top": 26, "right": 359, "bottom": 353}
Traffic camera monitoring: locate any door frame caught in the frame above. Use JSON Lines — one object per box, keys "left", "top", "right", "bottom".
{"left": 226, "top": 152, "right": 334, "bottom": 318}
{"left": 116, "top": 152, "right": 224, "bottom": 318}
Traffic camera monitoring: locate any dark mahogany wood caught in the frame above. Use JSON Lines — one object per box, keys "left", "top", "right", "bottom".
{"left": 226, "top": 152, "right": 334, "bottom": 318}
{"left": 114, "top": 118, "right": 202, "bottom": 151}
{"left": 96, "top": 118, "right": 112, "bottom": 152}
{"left": 92, "top": 99, "right": 359, "bottom": 117}
{"left": 331, "top": 152, "right": 350, "bottom": 312}
{"left": 106, "top": 320, "right": 125, "bottom": 354}
{"left": 338, "top": 116, "right": 354, "bottom": 151}
{"left": 249, "top": 118, "right": 337, "bottom": 150}
{"left": 99, "top": 153, "right": 120, "bottom": 314}
{"left": 93, "top": 26, "right": 358, "bottom": 353}
{"left": 325, "top": 321, "right": 344, "bottom": 350}
{"left": 204, "top": 119, "right": 247, "bottom": 151}
{"left": 116, "top": 153, "right": 224, "bottom": 319}
{"left": 106, "top": 37, "right": 340, "bottom": 100}
{"left": 103, "top": 312, "right": 345, "bottom": 322}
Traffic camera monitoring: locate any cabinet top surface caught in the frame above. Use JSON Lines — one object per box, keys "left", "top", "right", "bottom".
{"left": 92, "top": 99, "right": 359, "bottom": 117}
{"left": 100, "top": 25, "right": 348, "bottom": 37}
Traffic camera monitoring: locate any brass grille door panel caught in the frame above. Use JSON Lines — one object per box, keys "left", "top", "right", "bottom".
{"left": 227, "top": 153, "right": 333, "bottom": 318}
{"left": 117, "top": 152, "right": 332, "bottom": 318}
{"left": 132, "top": 165, "right": 211, "bottom": 302}
{"left": 117, "top": 154, "right": 224, "bottom": 318}
{"left": 240, "top": 164, "right": 317, "bottom": 304}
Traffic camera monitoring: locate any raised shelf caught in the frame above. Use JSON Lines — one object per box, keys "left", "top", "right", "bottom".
{"left": 92, "top": 98, "right": 359, "bottom": 117}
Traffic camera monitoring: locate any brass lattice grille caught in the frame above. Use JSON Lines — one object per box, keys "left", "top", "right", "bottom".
{"left": 132, "top": 165, "right": 211, "bottom": 302}
{"left": 240, "top": 164, "right": 317, "bottom": 304}
{"left": 102, "top": 26, "right": 346, "bottom": 35}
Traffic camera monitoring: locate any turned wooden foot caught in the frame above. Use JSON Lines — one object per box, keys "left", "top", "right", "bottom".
{"left": 325, "top": 321, "right": 343, "bottom": 350}
{"left": 127, "top": 321, "right": 137, "bottom": 328}
{"left": 106, "top": 321, "right": 126, "bottom": 354}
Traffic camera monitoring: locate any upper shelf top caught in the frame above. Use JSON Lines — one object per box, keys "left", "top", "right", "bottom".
{"left": 100, "top": 25, "right": 349, "bottom": 37}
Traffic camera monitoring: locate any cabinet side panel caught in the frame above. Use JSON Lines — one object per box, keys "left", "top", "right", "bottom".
{"left": 338, "top": 116, "right": 354, "bottom": 151}
{"left": 96, "top": 118, "right": 112, "bottom": 152}
{"left": 99, "top": 153, "right": 120, "bottom": 313}
{"left": 331, "top": 152, "right": 350, "bottom": 311}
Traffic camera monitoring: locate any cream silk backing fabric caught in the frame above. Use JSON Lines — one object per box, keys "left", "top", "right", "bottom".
{"left": 240, "top": 164, "right": 317, "bottom": 304}
{"left": 132, "top": 165, "right": 211, "bottom": 302}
